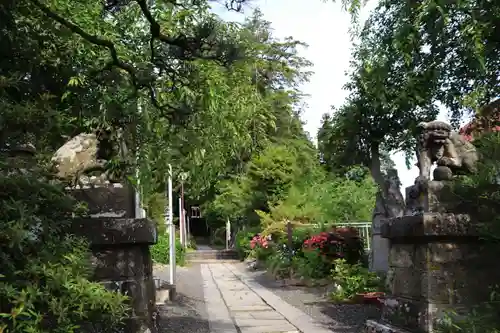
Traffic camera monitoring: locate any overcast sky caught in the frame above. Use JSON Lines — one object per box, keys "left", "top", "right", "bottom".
{"left": 212, "top": 0, "right": 452, "bottom": 194}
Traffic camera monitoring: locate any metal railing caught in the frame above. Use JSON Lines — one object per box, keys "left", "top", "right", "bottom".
{"left": 336, "top": 221, "right": 372, "bottom": 251}
{"left": 312, "top": 221, "right": 372, "bottom": 251}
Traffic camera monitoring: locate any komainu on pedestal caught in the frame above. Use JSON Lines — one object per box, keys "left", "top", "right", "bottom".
{"left": 365, "top": 120, "right": 500, "bottom": 333}
{"left": 53, "top": 132, "right": 159, "bottom": 333}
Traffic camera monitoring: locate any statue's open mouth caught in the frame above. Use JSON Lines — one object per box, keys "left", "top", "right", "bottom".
{"left": 431, "top": 130, "right": 449, "bottom": 140}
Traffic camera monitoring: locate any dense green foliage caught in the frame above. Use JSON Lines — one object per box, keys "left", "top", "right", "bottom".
{"left": 197, "top": 12, "right": 376, "bottom": 235}
{"left": 150, "top": 234, "right": 186, "bottom": 266}
{"left": 0, "top": 161, "right": 129, "bottom": 332}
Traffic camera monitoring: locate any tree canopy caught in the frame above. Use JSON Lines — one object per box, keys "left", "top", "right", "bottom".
{"left": 318, "top": 0, "right": 500, "bottom": 189}
{"left": 4, "top": 0, "right": 500, "bottom": 329}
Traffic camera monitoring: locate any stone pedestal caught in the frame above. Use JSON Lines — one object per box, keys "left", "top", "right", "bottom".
{"left": 70, "top": 184, "right": 158, "bottom": 333}
{"left": 366, "top": 182, "right": 500, "bottom": 333}
{"left": 370, "top": 234, "right": 390, "bottom": 272}
{"left": 371, "top": 212, "right": 390, "bottom": 273}
{"left": 69, "top": 183, "right": 135, "bottom": 218}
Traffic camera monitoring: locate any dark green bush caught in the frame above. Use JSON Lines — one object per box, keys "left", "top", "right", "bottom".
{"left": 151, "top": 233, "right": 186, "bottom": 266}
{"left": 0, "top": 162, "right": 129, "bottom": 333}
{"left": 234, "top": 227, "right": 260, "bottom": 260}
{"left": 330, "top": 259, "right": 381, "bottom": 302}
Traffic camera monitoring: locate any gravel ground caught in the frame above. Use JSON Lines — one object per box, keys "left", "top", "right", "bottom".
{"left": 154, "top": 264, "right": 210, "bottom": 333}
{"left": 233, "top": 262, "right": 381, "bottom": 333}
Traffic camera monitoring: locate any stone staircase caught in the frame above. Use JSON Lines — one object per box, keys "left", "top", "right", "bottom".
{"left": 186, "top": 249, "right": 240, "bottom": 263}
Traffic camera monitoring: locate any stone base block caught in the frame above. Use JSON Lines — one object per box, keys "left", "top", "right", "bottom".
{"left": 68, "top": 183, "right": 134, "bottom": 217}
{"left": 370, "top": 234, "right": 390, "bottom": 272}
{"left": 72, "top": 217, "right": 157, "bottom": 245}
{"left": 365, "top": 320, "right": 411, "bottom": 333}
{"left": 155, "top": 279, "right": 176, "bottom": 304}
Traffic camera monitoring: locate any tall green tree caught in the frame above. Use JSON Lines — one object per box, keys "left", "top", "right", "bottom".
{"left": 318, "top": 0, "right": 439, "bottom": 190}
{"left": 0, "top": 0, "right": 279, "bottom": 330}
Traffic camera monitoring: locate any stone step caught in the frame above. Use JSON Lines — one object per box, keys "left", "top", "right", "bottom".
{"left": 186, "top": 249, "right": 239, "bottom": 261}
{"left": 188, "top": 259, "right": 241, "bottom": 264}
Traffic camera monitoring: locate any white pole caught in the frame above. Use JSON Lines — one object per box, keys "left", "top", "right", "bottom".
{"left": 134, "top": 168, "right": 146, "bottom": 218}
{"left": 179, "top": 197, "right": 184, "bottom": 247}
{"left": 186, "top": 215, "right": 191, "bottom": 243}
{"left": 184, "top": 209, "right": 188, "bottom": 246}
{"left": 226, "top": 218, "right": 231, "bottom": 250}
{"left": 168, "top": 164, "right": 176, "bottom": 284}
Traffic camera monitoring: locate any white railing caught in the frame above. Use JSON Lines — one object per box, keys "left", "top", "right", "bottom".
{"left": 312, "top": 221, "right": 372, "bottom": 251}
{"left": 336, "top": 221, "right": 372, "bottom": 251}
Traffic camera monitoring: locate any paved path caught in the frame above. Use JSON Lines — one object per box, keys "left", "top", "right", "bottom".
{"left": 201, "top": 263, "right": 335, "bottom": 333}
{"left": 195, "top": 244, "right": 214, "bottom": 251}
{"left": 155, "top": 264, "right": 209, "bottom": 333}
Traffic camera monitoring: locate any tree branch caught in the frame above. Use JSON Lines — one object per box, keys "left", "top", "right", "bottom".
{"left": 29, "top": 0, "right": 139, "bottom": 88}
{"left": 135, "top": 0, "right": 186, "bottom": 46}
{"left": 29, "top": 0, "right": 232, "bottom": 117}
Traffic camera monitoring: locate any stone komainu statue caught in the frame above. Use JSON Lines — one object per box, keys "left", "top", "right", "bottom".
{"left": 51, "top": 129, "right": 128, "bottom": 186}
{"left": 415, "top": 120, "right": 478, "bottom": 182}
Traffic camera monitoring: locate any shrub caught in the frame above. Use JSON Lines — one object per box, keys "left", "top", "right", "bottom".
{"left": 289, "top": 226, "right": 318, "bottom": 254}
{"left": 0, "top": 163, "right": 129, "bottom": 332}
{"left": 151, "top": 233, "right": 186, "bottom": 266}
{"left": 293, "top": 249, "right": 332, "bottom": 280}
{"left": 250, "top": 234, "right": 274, "bottom": 261}
{"left": 303, "top": 227, "right": 364, "bottom": 265}
{"left": 293, "top": 227, "right": 364, "bottom": 280}
{"left": 330, "top": 259, "right": 381, "bottom": 302}
{"left": 266, "top": 246, "right": 293, "bottom": 279}
{"left": 234, "top": 227, "right": 260, "bottom": 260}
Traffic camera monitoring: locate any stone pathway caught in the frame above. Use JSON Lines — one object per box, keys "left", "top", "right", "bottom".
{"left": 201, "top": 263, "right": 334, "bottom": 333}
{"left": 155, "top": 264, "right": 210, "bottom": 333}
{"left": 196, "top": 244, "right": 214, "bottom": 251}
{"left": 232, "top": 262, "right": 380, "bottom": 333}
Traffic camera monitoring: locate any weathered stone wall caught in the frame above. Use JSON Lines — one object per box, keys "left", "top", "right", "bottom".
{"left": 70, "top": 186, "right": 158, "bottom": 333}
{"left": 366, "top": 181, "right": 500, "bottom": 333}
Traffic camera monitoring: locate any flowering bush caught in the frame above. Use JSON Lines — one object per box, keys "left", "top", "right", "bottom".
{"left": 250, "top": 234, "right": 270, "bottom": 249}
{"left": 303, "top": 227, "right": 364, "bottom": 265}
{"left": 250, "top": 234, "right": 274, "bottom": 261}
{"left": 235, "top": 228, "right": 261, "bottom": 260}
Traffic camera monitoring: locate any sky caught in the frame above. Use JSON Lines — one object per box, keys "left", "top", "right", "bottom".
{"left": 212, "top": 0, "right": 451, "bottom": 194}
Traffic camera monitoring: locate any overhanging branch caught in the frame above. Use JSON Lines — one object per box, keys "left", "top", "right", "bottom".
{"left": 29, "top": 0, "right": 139, "bottom": 88}
{"left": 29, "top": 0, "right": 232, "bottom": 117}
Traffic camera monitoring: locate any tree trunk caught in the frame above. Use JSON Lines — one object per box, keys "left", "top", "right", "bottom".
{"left": 369, "top": 142, "right": 386, "bottom": 189}
{"left": 369, "top": 142, "right": 405, "bottom": 219}
{"left": 369, "top": 142, "right": 404, "bottom": 273}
